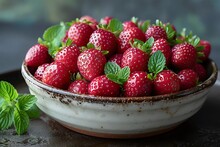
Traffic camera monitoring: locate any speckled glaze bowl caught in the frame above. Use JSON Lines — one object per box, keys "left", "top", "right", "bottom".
{"left": 21, "top": 60, "right": 218, "bottom": 138}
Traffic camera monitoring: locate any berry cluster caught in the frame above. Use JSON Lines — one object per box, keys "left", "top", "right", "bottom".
{"left": 25, "top": 16, "right": 211, "bottom": 97}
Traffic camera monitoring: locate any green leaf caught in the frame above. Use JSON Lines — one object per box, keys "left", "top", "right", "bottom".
{"left": 87, "top": 42, "right": 95, "bottom": 49}
{"left": 17, "top": 94, "right": 37, "bottom": 111}
{"left": 117, "top": 66, "right": 130, "bottom": 84}
{"left": 0, "top": 106, "right": 14, "bottom": 130}
{"left": 148, "top": 50, "right": 166, "bottom": 77}
{"left": 131, "top": 17, "right": 138, "bottom": 24}
{"left": 14, "top": 108, "right": 29, "bottom": 135}
{"left": 196, "top": 46, "right": 204, "bottom": 51}
{"left": 106, "top": 74, "right": 119, "bottom": 84}
{"left": 104, "top": 62, "right": 121, "bottom": 75}
{"left": 108, "top": 19, "right": 123, "bottom": 36}
{"left": 26, "top": 104, "right": 41, "bottom": 119}
{"left": 139, "top": 20, "right": 151, "bottom": 33}
{"left": 0, "top": 81, "right": 18, "bottom": 101}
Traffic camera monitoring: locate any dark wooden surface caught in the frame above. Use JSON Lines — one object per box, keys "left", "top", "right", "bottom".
{"left": 0, "top": 70, "right": 220, "bottom": 147}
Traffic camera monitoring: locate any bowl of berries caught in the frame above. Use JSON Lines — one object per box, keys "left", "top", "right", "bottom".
{"left": 21, "top": 16, "right": 218, "bottom": 138}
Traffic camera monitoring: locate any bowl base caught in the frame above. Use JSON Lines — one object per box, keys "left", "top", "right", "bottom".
{"left": 61, "top": 123, "right": 179, "bottom": 139}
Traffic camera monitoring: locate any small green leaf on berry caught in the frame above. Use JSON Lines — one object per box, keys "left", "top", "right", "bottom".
{"left": 148, "top": 50, "right": 166, "bottom": 78}
{"left": 104, "top": 62, "right": 120, "bottom": 75}
{"left": 108, "top": 19, "right": 123, "bottom": 36}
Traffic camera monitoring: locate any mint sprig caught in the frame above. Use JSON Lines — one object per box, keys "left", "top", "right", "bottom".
{"left": 38, "top": 22, "right": 68, "bottom": 57}
{"left": 104, "top": 62, "right": 130, "bottom": 85}
{"left": 148, "top": 50, "right": 166, "bottom": 79}
{"left": 0, "top": 81, "right": 40, "bottom": 135}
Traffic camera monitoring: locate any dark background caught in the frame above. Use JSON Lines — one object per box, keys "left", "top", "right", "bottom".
{"left": 0, "top": 0, "right": 219, "bottom": 74}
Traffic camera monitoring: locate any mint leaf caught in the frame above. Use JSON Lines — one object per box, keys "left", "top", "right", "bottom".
{"left": 117, "top": 67, "right": 130, "bottom": 84}
{"left": 14, "top": 108, "right": 29, "bottom": 135}
{"left": 26, "top": 104, "right": 41, "bottom": 119}
{"left": 0, "top": 107, "right": 14, "bottom": 130}
{"left": 104, "top": 62, "right": 121, "bottom": 75}
{"left": 106, "top": 73, "right": 119, "bottom": 84}
{"left": 108, "top": 19, "right": 123, "bottom": 36}
{"left": 139, "top": 20, "right": 151, "bottom": 33}
{"left": 0, "top": 81, "right": 18, "bottom": 101}
{"left": 148, "top": 50, "right": 166, "bottom": 77}
{"left": 17, "top": 94, "right": 37, "bottom": 111}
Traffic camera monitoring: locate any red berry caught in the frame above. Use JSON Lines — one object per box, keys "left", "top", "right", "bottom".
{"left": 109, "top": 54, "right": 123, "bottom": 67}
{"left": 118, "top": 27, "right": 146, "bottom": 53}
{"left": 80, "top": 15, "right": 98, "bottom": 30}
{"left": 193, "top": 63, "right": 207, "bottom": 82}
{"left": 121, "top": 48, "right": 149, "bottom": 72}
{"left": 68, "top": 80, "right": 89, "bottom": 94}
{"left": 100, "top": 16, "right": 113, "bottom": 25}
{"left": 89, "top": 29, "right": 118, "bottom": 57}
{"left": 178, "top": 69, "right": 198, "bottom": 90}
{"left": 88, "top": 75, "right": 120, "bottom": 96}
{"left": 199, "top": 40, "right": 211, "bottom": 62}
{"left": 54, "top": 46, "right": 80, "bottom": 73}
{"left": 151, "top": 38, "right": 171, "bottom": 65}
{"left": 171, "top": 43, "right": 197, "bottom": 70}
{"left": 34, "top": 63, "right": 50, "bottom": 81}
{"left": 145, "top": 26, "right": 167, "bottom": 41}
{"left": 77, "top": 49, "right": 107, "bottom": 81}
{"left": 42, "top": 62, "right": 70, "bottom": 89}
{"left": 124, "top": 71, "right": 152, "bottom": 97}
{"left": 123, "top": 21, "right": 137, "bottom": 30}
{"left": 25, "top": 44, "right": 51, "bottom": 68}
{"left": 154, "top": 70, "right": 180, "bottom": 95}
{"left": 68, "top": 22, "right": 94, "bottom": 47}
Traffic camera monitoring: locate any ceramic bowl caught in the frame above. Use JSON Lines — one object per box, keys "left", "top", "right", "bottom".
{"left": 21, "top": 60, "right": 218, "bottom": 138}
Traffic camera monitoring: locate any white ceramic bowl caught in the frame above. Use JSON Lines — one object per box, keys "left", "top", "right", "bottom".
{"left": 21, "top": 60, "right": 218, "bottom": 138}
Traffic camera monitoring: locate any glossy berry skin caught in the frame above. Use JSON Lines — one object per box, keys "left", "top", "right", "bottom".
{"left": 193, "top": 63, "right": 207, "bottom": 82}
{"left": 178, "top": 69, "right": 198, "bottom": 90}
{"left": 109, "top": 54, "right": 123, "bottom": 67}
{"left": 121, "top": 48, "right": 149, "bottom": 72}
{"left": 154, "top": 70, "right": 180, "bottom": 95}
{"left": 199, "top": 40, "right": 211, "bottom": 62}
{"left": 54, "top": 46, "right": 80, "bottom": 73}
{"left": 123, "top": 71, "right": 152, "bottom": 97}
{"left": 118, "top": 27, "right": 146, "bottom": 53}
{"left": 80, "top": 15, "right": 98, "bottom": 30}
{"left": 100, "top": 16, "right": 113, "bottom": 25}
{"left": 77, "top": 49, "right": 107, "bottom": 81}
{"left": 34, "top": 63, "right": 50, "bottom": 81}
{"left": 171, "top": 43, "right": 197, "bottom": 70}
{"left": 68, "top": 22, "right": 94, "bottom": 47}
{"left": 145, "top": 26, "right": 167, "bottom": 41}
{"left": 42, "top": 62, "right": 70, "bottom": 89}
{"left": 89, "top": 29, "right": 118, "bottom": 57}
{"left": 123, "top": 21, "right": 137, "bottom": 30}
{"left": 25, "top": 44, "right": 51, "bottom": 68}
{"left": 151, "top": 38, "right": 171, "bottom": 66}
{"left": 88, "top": 75, "right": 120, "bottom": 96}
{"left": 68, "top": 80, "right": 88, "bottom": 94}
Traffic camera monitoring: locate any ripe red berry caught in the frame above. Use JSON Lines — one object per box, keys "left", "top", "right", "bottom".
{"left": 109, "top": 54, "right": 123, "bottom": 67}
{"left": 151, "top": 38, "right": 171, "bottom": 65}
{"left": 80, "top": 15, "right": 98, "bottom": 30}
{"left": 121, "top": 48, "right": 149, "bottom": 72}
{"left": 89, "top": 29, "right": 118, "bottom": 57}
{"left": 88, "top": 75, "right": 120, "bottom": 96}
{"left": 34, "top": 63, "right": 50, "bottom": 81}
{"left": 68, "top": 22, "right": 94, "bottom": 47}
{"left": 199, "top": 40, "right": 211, "bottom": 62}
{"left": 42, "top": 62, "right": 70, "bottom": 89}
{"left": 171, "top": 43, "right": 197, "bottom": 70}
{"left": 123, "top": 21, "right": 137, "bottom": 30}
{"left": 154, "top": 70, "right": 180, "bottom": 95}
{"left": 193, "top": 63, "right": 207, "bottom": 82}
{"left": 145, "top": 26, "right": 167, "bottom": 41}
{"left": 118, "top": 27, "right": 146, "bottom": 53}
{"left": 178, "top": 69, "right": 198, "bottom": 90}
{"left": 54, "top": 46, "right": 80, "bottom": 73}
{"left": 77, "top": 49, "right": 107, "bottom": 81}
{"left": 68, "top": 80, "right": 89, "bottom": 94}
{"left": 25, "top": 44, "right": 51, "bottom": 68}
{"left": 100, "top": 16, "right": 113, "bottom": 25}
{"left": 123, "top": 71, "right": 152, "bottom": 97}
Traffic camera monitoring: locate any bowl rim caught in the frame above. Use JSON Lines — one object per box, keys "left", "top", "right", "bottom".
{"left": 21, "top": 60, "right": 218, "bottom": 103}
